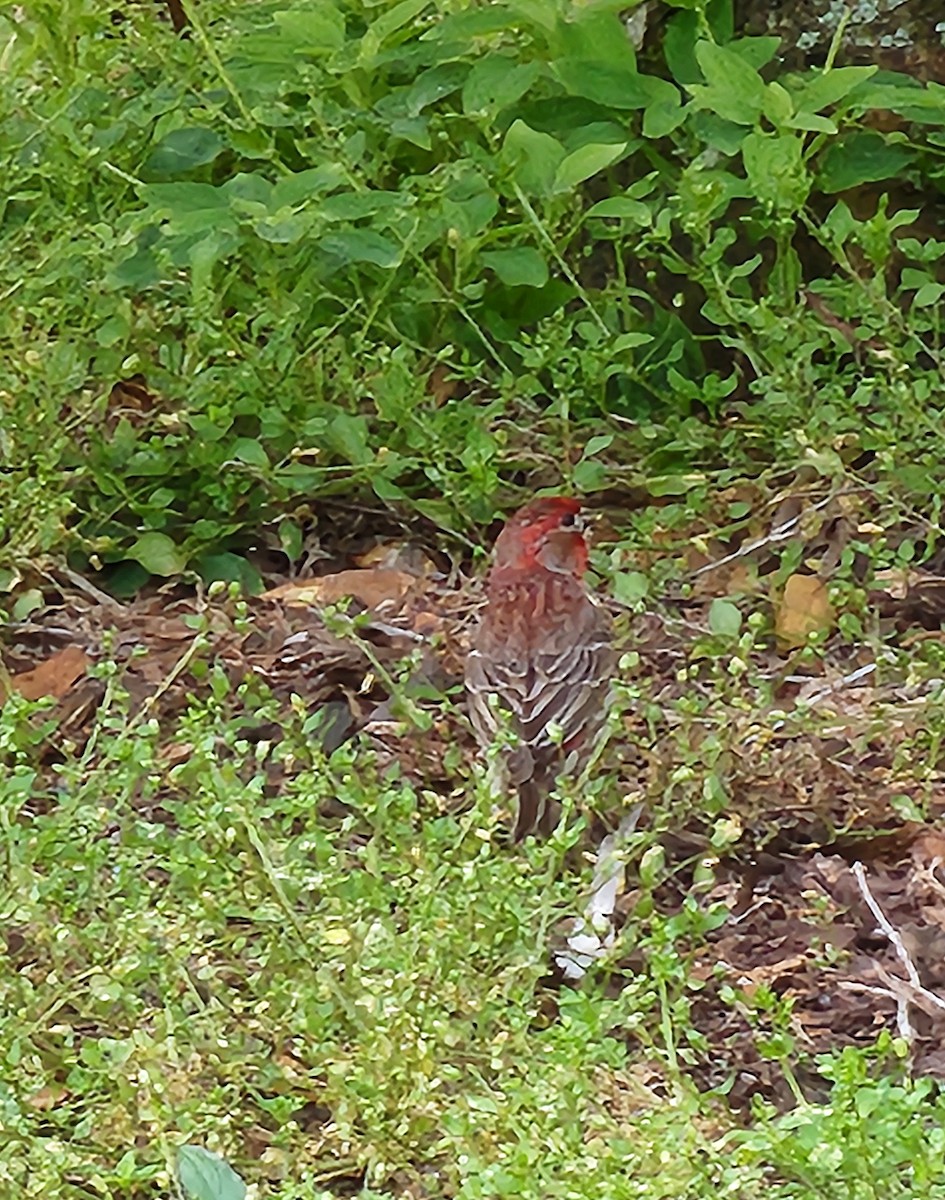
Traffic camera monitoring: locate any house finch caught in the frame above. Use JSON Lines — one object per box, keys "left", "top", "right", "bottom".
{"left": 465, "top": 496, "right": 615, "bottom": 839}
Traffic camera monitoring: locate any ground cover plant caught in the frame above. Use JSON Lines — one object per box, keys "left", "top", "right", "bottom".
{"left": 5, "top": 0, "right": 945, "bottom": 1196}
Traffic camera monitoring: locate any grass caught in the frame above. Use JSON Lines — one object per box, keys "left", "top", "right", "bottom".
{"left": 6, "top": 0, "right": 945, "bottom": 1195}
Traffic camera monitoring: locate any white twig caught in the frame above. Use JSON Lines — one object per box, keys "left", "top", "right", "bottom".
{"left": 850, "top": 861, "right": 945, "bottom": 1049}
{"left": 689, "top": 492, "right": 840, "bottom": 579}
{"left": 853, "top": 861, "right": 923, "bottom": 991}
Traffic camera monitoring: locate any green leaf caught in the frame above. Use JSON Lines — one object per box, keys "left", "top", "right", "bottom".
{"left": 327, "top": 411, "right": 372, "bottom": 465}
{"left": 481, "top": 247, "right": 549, "bottom": 287}
{"left": 852, "top": 78, "right": 945, "bottom": 124}
{"left": 583, "top": 434, "right": 614, "bottom": 458}
{"left": 230, "top": 438, "right": 269, "bottom": 468}
{"left": 141, "top": 182, "right": 227, "bottom": 216}
{"left": 556, "top": 59, "right": 656, "bottom": 110}
{"left": 663, "top": 10, "right": 702, "bottom": 86}
{"left": 554, "top": 5, "right": 632, "bottom": 58}
{"left": 727, "top": 36, "right": 781, "bottom": 72}
{"left": 462, "top": 57, "right": 540, "bottom": 117}
{"left": 196, "top": 553, "right": 263, "bottom": 593}
{"left": 178, "top": 1146, "right": 246, "bottom": 1200}
{"left": 320, "top": 229, "right": 402, "bottom": 268}
{"left": 818, "top": 131, "right": 915, "bottom": 192}
{"left": 223, "top": 172, "right": 273, "bottom": 208}
{"left": 554, "top": 142, "right": 627, "bottom": 192}
{"left": 614, "top": 570, "right": 649, "bottom": 606}
{"left": 690, "top": 42, "right": 766, "bottom": 124}
{"left": 273, "top": 5, "right": 345, "bottom": 53}
{"left": 129, "top": 532, "right": 186, "bottom": 577}
{"left": 253, "top": 212, "right": 311, "bottom": 243}
{"left": 585, "top": 196, "right": 650, "bottom": 223}
{"left": 571, "top": 458, "right": 606, "bottom": 491}
{"left": 741, "top": 130, "right": 809, "bottom": 213}
{"left": 644, "top": 94, "right": 687, "bottom": 138}
{"left": 708, "top": 598, "right": 742, "bottom": 637}
{"left": 502, "top": 121, "right": 565, "bottom": 197}
{"left": 143, "top": 127, "right": 225, "bottom": 175}
{"left": 796, "top": 65, "right": 877, "bottom": 115}
{"left": 271, "top": 165, "right": 346, "bottom": 207}
{"left": 320, "top": 191, "right": 411, "bottom": 221}
{"left": 406, "top": 62, "right": 469, "bottom": 116}
{"left": 914, "top": 281, "right": 945, "bottom": 306}
{"left": 361, "top": 0, "right": 431, "bottom": 60}
{"left": 443, "top": 169, "right": 498, "bottom": 236}
{"left": 424, "top": 7, "right": 521, "bottom": 42}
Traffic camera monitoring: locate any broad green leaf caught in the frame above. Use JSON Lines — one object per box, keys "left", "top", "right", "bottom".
{"left": 502, "top": 121, "right": 565, "bottom": 197}
{"left": 554, "top": 142, "right": 627, "bottom": 192}
{"left": 129, "top": 532, "right": 186, "bottom": 577}
{"left": 817, "top": 131, "right": 915, "bottom": 192}
{"left": 423, "top": 7, "right": 521, "bottom": 42}
{"left": 178, "top": 1146, "right": 246, "bottom": 1200}
{"left": 360, "top": 0, "right": 430, "bottom": 61}
{"left": 612, "top": 332, "right": 653, "bottom": 351}
{"left": 709, "top": 598, "right": 742, "bottom": 637}
{"left": 320, "top": 229, "right": 402, "bottom": 268}
{"left": 615, "top": 570, "right": 649, "bottom": 605}
{"left": 273, "top": 5, "right": 345, "bottom": 53}
{"left": 327, "top": 411, "right": 372, "bottom": 466}
{"left": 690, "top": 42, "right": 766, "bottom": 124}
{"left": 585, "top": 196, "right": 650, "bottom": 223}
{"left": 583, "top": 434, "right": 614, "bottom": 458}
{"left": 406, "top": 62, "right": 469, "bottom": 116}
{"left": 143, "top": 127, "right": 225, "bottom": 175}
{"left": 271, "top": 165, "right": 346, "bottom": 207}
{"left": 141, "top": 183, "right": 227, "bottom": 216}
{"left": 223, "top": 172, "right": 273, "bottom": 207}
{"left": 320, "top": 191, "right": 412, "bottom": 221}
{"left": 796, "top": 65, "right": 877, "bottom": 115}
{"left": 462, "top": 57, "right": 539, "bottom": 116}
{"left": 726, "top": 36, "right": 781, "bottom": 72}
{"left": 762, "top": 81, "right": 794, "bottom": 126}
{"left": 109, "top": 248, "right": 160, "bottom": 290}
{"left": 254, "top": 212, "right": 311, "bottom": 243}
{"left": 196, "top": 553, "right": 263, "bottom": 593}
{"left": 820, "top": 199, "right": 856, "bottom": 245}
{"left": 553, "top": 6, "right": 637, "bottom": 65}
{"left": 443, "top": 169, "right": 498, "bottom": 236}
{"left": 572, "top": 458, "right": 606, "bottom": 490}
{"left": 742, "top": 130, "right": 809, "bottom": 213}
{"left": 556, "top": 59, "right": 655, "bottom": 110}
{"left": 663, "top": 10, "right": 702, "bottom": 86}
{"left": 644, "top": 94, "right": 687, "bottom": 138}
{"left": 481, "top": 247, "right": 548, "bottom": 287}
{"left": 230, "top": 438, "right": 269, "bottom": 468}
{"left": 786, "top": 112, "right": 837, "bottom": 134}
{"left": 851, "top": 78, "right": 945, "bottom": 124}
{"left": 389, "top": 116, "right": 432, "bottom": 149}
{"left": 914, "top": 281, "right": 945, "bottom": 306}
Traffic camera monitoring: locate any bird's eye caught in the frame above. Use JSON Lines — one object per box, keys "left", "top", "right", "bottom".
{"left": 561, "top": 511, "right": 584, "bottom": 531}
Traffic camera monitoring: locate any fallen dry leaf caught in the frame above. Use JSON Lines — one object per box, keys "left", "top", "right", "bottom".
{"left": 775, "top": 574, "right": 834, "bottom": 650}
{"left": 352, "top": 542, "right": 433, "bottom": 575}
{"left": 26, "top": 1085, "right": 69, "bottom": 1111}
{"left": 6, "top": 646, "right": 89, "bottom": 701}
{"left": 262, "top": 568, "right": 416, "bottom": 612}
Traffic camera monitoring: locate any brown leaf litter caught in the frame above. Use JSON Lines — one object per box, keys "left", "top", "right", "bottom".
{"left": 6, "top": 487, "right": 945, "bottom": 1106}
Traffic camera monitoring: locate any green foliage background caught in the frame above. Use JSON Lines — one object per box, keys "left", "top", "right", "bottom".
{"left": 4, "top": 0, "right": 945, "bottom": 590}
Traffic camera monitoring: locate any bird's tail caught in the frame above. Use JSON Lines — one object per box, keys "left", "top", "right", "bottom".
{"left": 512, "top": 779, "right": 561, "bottom": 841}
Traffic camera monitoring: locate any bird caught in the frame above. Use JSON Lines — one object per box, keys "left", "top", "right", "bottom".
{"left": 465, "top": 496, "right": 616, "bottom": 840}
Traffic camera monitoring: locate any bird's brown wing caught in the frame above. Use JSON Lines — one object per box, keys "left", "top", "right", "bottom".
{"left": 465, "top": 574, "right": 615, "bottom": 838}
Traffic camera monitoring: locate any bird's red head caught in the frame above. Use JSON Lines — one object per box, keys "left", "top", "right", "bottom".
{"left": 491, "top": 496, "right": 589, "bottom": 576}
